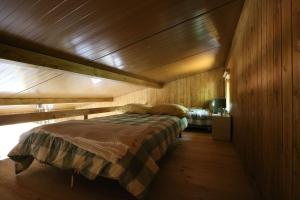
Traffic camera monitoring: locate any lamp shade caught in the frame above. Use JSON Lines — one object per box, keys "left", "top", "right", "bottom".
{"left": 211, "top": 98, "right": 226, "bottom": 114}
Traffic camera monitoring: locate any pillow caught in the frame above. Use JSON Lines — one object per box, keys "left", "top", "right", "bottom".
{"left": 148, "top": 104, "right": 188, "bottom": 118}
{"left": 120, "top": 103, "right": 150, "bottom": 114}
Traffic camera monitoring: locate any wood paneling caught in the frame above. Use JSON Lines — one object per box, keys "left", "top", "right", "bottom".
{"left": 114, "top": 68, "right": 224, "bottom": 107}
{"left": 226, "top": 0, "right": 296, "bottom": 199}
{"left": 96, "top": 0, "right": 243, "bottom": 82}
{"left": 282, "top": 0, "right": 293, "bottom": 199}
{"left": 81, "top": 68, "right": 225, "bottom": 109}
{"left": 139, "top": 48, "right": 223, "bottom": 82}
{"left": 0, "top": 43, "right": 162, "bottom": 88}
{"left": 293, "top": 0, "right": 300, "bottom": 199}
{"left": 0, "top": 59, "right": 145, "bottom": 98}
{"left": 0, "top": 0, "right": 244, "bottom": 82}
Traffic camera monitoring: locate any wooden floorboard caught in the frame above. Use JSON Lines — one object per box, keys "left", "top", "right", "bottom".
{"left": 0, "top": 131, "right": 260, "bottom": 200}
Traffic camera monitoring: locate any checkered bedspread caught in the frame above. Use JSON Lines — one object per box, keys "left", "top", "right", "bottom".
{"left": 8, "top": 114, "right": 188, "bottom": 199}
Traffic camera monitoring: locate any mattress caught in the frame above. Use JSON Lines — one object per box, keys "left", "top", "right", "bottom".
{"left": 8, "top": 113, "right": 188, "bottom": 199}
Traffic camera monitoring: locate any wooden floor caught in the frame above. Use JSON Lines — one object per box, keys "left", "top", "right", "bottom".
{"left": 0, "top": 131, "right": 261, "bottom": 200}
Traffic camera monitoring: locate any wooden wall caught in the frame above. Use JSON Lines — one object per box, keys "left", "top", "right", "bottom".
{"left": 293, "top": 0, "right": 300, "bottom": 199}
{"left": 113, "top": 67, "right": 225, "bottom": 107}
{"left": 226, "top": 0, "right": 299, "bottom": 199}
{"left": 80, "top": 67, "right": 225, "bottom": 109}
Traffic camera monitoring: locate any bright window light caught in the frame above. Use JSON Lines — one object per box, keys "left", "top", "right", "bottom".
{"left": 0, "top": 122, "right": 40, "bottom": 160}
{"left": 36, "top": 104, "right": 54, "bottom": 112}
{"left": 117, "top": 65, "right": 124, "bottom": 69}
{"left": 91, "top": 77, "right": 102, "bottom": 84}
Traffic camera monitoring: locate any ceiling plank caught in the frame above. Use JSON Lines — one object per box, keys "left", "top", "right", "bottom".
{"left": 0, "top": 98, "right": 113, "bottom": 105}
{"left": 0, "top": 106, "right": 120, "bottom": 126}
{"left": 0, "top": 43, "right": 162, "bottom": 88}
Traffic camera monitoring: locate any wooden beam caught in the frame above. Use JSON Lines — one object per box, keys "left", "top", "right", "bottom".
{"left": 0, "top": 98, "right": 113, "bottom": 105}
{"left": 0, "top": 106, "right": 120, "bottom": 126}
{"left": 0, "top": 43, "right": 162, "bottom": 88}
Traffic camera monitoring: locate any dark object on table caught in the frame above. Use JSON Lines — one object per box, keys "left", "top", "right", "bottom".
{"left": 211, "top": 98, "right": 226, "bottom": 114}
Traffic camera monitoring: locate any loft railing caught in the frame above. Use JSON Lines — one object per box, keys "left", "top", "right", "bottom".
{"left": 0, "top": 106, "right": 120, "bottom": 126}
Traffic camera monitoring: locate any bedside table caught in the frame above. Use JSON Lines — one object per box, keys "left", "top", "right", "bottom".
{"left": 212, "top": 115, "right": 231, "bottom": 141}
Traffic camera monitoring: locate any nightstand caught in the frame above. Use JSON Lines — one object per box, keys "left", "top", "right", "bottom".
{"left": 212, "top": 115, "right": 231, "bottom": 141}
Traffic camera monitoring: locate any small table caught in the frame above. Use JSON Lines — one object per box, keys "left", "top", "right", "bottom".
{"left": 211, "top": 115, "right": 231, "bottom": 141}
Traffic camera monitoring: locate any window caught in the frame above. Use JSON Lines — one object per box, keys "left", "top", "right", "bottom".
{"left": 223, "top": 70, "right": 231, "bottom": 112}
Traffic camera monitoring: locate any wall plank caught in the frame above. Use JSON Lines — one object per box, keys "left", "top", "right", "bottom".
{"left": 293, "top": 0, "right": 300, "bottom": 199}
{"left": 227, "top": 0, "right": 294, "bottom": 199}
{"left": 113, "top": 68, "right": 225, "bottom": 107}
{"left": 282, "top": 0, "right": 293, "bottom": 199}
{"left": 77, "top": 68, "right": 225, "bottom": 112}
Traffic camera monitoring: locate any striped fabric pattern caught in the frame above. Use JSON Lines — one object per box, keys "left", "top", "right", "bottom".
{"left": 8, "top": 114, "right": 188, "bottom": 199}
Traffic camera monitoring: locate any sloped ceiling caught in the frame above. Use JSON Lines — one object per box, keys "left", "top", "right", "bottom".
{"left": 0, "top": 59, "right": 145, "bottom": 98}
{"left": 0, "top": 0, "right": 244, "bottom": 100}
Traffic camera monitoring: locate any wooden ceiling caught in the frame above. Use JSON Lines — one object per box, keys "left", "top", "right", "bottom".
{"left": 0, "top": 59, "right": 145, "bottom": 98}
{"left": 0, "top": 0, "right": 244, "bottom": 83}
{"left": 0, "top": 0, "right": 244, "bottom": 115}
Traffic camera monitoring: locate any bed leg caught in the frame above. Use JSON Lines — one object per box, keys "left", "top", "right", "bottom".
{"left": 70, "top": 173, "right": 74, "bottom": 189}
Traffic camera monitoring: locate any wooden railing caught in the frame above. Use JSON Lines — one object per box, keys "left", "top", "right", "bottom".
{"left": 0, "top": 98, "right": 113, "bottom": 105}
{"left": 0, "top": 106, "right": 120, "bottom": 126}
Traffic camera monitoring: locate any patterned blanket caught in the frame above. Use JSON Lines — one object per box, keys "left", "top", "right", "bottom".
{"left": 8, "top": 114, "right": 188, "bottom": 199}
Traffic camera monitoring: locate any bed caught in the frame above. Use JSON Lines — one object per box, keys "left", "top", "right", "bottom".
{"left": 8, "top": 113, "right": 188, "bottom": 199}
{"left": 186, "top": 108, "right": 212, "bottom": 130}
